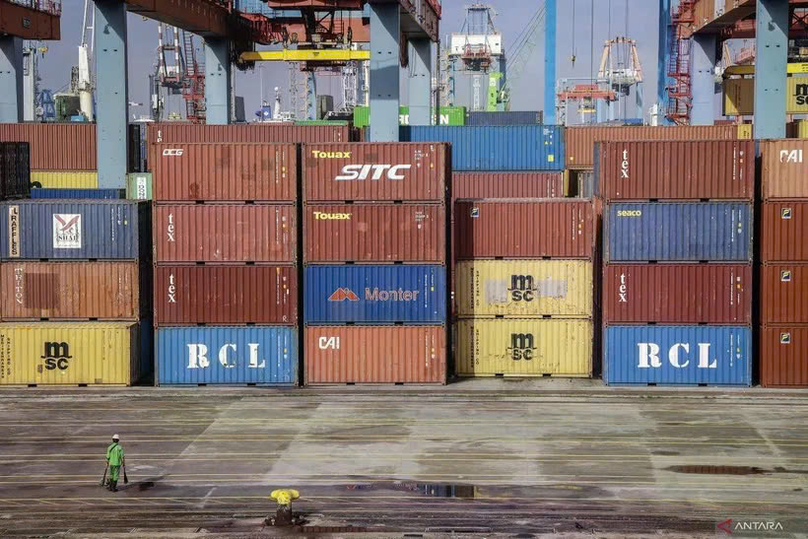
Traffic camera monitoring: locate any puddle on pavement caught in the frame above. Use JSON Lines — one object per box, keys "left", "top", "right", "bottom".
{"left": 666, "top": 465, "right": 766, "bottom": 475}
{"left": 137, "top": 481, "right": 156, "bottom": 491}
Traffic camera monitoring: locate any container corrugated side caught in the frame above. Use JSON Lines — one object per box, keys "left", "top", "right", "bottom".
{"left": 154, "top": 204, "right": 297, "bottom": 264}
{"left": 304, "top": 325, "right": 446, "bottom": 384}
{"left": 465, "top": 111, "right": 542, "bottom": 126}
{"left": 156, "top": 326, "right": 297, "bottom": 386}
{"left": 452, "top": 172, "right": 565, "bottom": 199}
{"left": 30, "top": 188, "right": 124, "bottom": 199}
{"left": 454, "top": 200, "right": 594, "bottom": 259}
{"left": 761, "top": 202, "right": 808, "bottom": 261}
{"left": 603, "top": 264, "right": 752, "bottom": 324}
{"left": 605, "top": 203, "right": 752, "bottom": 262}
{"left": 455, "top": 319, "right": 593, "bottom": 377}
{"left": 761, "top": 140, "right": 808, "bottom": 199}
{"left": 597, "top": 140, "right": 754, "bottom": 200}
{"left": 1, "top": 142, "right": 30, "bottom": 200}
{"left": 0, "top": 322, "right": 141, "bottom": 386}
{"left": 30, "top": 171, "right": 98, "bottom": 189}
{"left": 304, "top": 265, "right": 447, "bottom": 324}
{"left": 353, "top": 106, "right": 466, "bottom": 128}
{"left": 400, "top": 126, "right": 564, "bottom": 171}
{"left": 302, "top": 143, "right": 448, "bottom": 202}
{"left": 0, "top": 262, "right": 143, "bottom": 320}
{"left": 455, "top": 260, "right": 593, "bottom": 317}
{"left": 151, "top": 143, "right": 298, "bottom": 202}
{"left": 154, "top": 265, "right": 297, "bottom": 326}
{"left": 760, "top": 326, "right": 808, "bottom": 388}
{"left": 0, "top": 201, "right": 149, "bottom": 260}
{"left": 303, "top": 204, "right": 446, "bottom": 264}
{"left": 0, "top": 124, "right": 97, "bottom": 170}
{"left": 761, "top": 264, "right": 808, "bottom": 324}
{"left": 604, "top": 325, "right": 751, "bottom": 386}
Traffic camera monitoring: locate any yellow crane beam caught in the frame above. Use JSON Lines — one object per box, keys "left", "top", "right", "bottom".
{"left": 240, "top": 49, "right": 371, "bottom": 62}
{"left": 724, "top": 63, "right": 808, "bottom": 77}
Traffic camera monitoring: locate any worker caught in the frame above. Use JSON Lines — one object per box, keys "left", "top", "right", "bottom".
{"left": 105, "top": 434, "right": 125, "bottom": 492}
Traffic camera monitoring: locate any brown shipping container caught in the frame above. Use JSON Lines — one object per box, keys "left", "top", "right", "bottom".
{"left": 304, "top": 204, "right": 446, "bottom": 263}
{"left": 565, "top": 125, "right": 741, "bottom": 169}
{"left": 760, "top": 326, "right": 808, "bottom": 388}
{"left": 761, "top": 264, "right": 808, "bottom": 324}
{"left": 602, "top": 264, "right": 752, "bottom": 324}
{"left": 761, "top": 140, "right": 808, "bottom": 199}
{"left": 598, "top": 140, "right": 754, "bottom": 200}
{"left": 303, "top": 143, "right": 448, "bottom": 202}
{"left": 1, "top": 262, "right": 141, "bottom": 320}
{"left": 0, "top": 123, "right": 96, "bottom": 170}
{"left": 452, "top": 172, "right": 565, "bottom": 199}
{"left": 154, "top": 204, "right": 296, "bottom": 263}
{"left": 154, "top": 265, "right": 297, "bottom": 325}
{"left": 304, "top": 325, "right": 446, "bottom": 384}
{"left": 761, "top": 202, "right": 808, "bottom": 262}
{"left": 151, "top": 143, "right": 297, "bottom": 202}
{"left": 454, "top": 200, "right": 594, "bottom": 259}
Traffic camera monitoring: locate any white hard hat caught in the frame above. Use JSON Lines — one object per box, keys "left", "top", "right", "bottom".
{"left": 112, "top": 434, "right": 120, "bottom": 440}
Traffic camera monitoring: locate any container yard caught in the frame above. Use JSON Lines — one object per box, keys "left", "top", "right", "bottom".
{"left": 1, "top": 0, "right": 806, "bottom": 537}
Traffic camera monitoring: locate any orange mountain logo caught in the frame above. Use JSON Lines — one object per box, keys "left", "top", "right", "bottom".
{"left": 328, "top": 288, "right": 360, "bottom": 302}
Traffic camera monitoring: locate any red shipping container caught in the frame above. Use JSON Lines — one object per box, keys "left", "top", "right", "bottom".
{"left": 154, "top": 204, "right": 296, "bottom": 264}
{"left": 304, "top": 204, "right": 446, "bottom": 263}
{"left": 1, "top": 262, "right": 142, "bottom": 320}
{"left": 761, "top": 202, "right": 808, "bottom": 262}
{"left": 303, "top": 143, "right": 448, "bottom": 202}
{"left": 304, "top": 325, "right": 447, "bottom": 384}
{"left": 598, "top": 140, "right": 754, "bottom": 200}
{"left": 151, "top": 143, "right": 297, "bottom": 202}
{"left": 761, "top": 139, "right": 808, "bottom": 200}
{"left": 761, "top": 264, "right": 808, "bottom": 324}
{"left": 0, "top": 123, "right": 96, "bottom": 170}
{"left": 154, "top": 266, "right": 297, "bottom": 326}
{"left": 454, "top": 200, "right": 594, "bottom": 259}
{"left": 760, "top": 326, "right": 808, "bottom": 387}
{"left": 602, "top": 264, "right": 752, "bottom": 324}
{"left": 452, "top": 172, "right": 565, "bottom": 199}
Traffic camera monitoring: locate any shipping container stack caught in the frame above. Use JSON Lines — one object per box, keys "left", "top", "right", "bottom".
{"left": 600, "top": 140, "right": 755, "bottom": 386}
{"left": 759, "top": 140, "right": 808, "bottom": 387}
{"left": 302, "top": 142, "right": 450, "bottom": 384}
{"left": 150, "top": 141, "right": 299, "bottom": 386}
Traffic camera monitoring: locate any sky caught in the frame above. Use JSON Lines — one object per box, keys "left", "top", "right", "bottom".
{"left": 35, "top": 0, "right": 661, "bottom": 121}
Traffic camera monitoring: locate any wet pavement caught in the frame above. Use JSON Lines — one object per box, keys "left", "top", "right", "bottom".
{"left": 0, "top": 381, "right": 806, "bottom": 537}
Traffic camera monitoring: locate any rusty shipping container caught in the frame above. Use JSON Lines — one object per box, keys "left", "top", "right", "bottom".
{"left": 147, "top": 122, "right": 351, "bottom": 150}
{"left": 0, "top": 123, "right": 96, "bottom": 170}
{"left": 452, "top": 172, "right": 565, "bottom": 200}
{"left": 761, "top": 264, "right": 808, "bottom": 324}
{"left": 602, "top": 264, "right": 752, "bottom": 324}
{"left": 303, "top": 143, "right": 448, "bottom": 202}
{"left": 304, "top": 204, "right": 446, "bottom": 263}
{"left": 1, "top": 262, "right": 143, "bottom": 321}
{"left": 761, "top": 139, "right": 808, "bottom": 200}
{"left": 154, "top": 204, "right": 296, "bottom": 263}
{"left": 454, "top": 200, "right": 594, "bottom": 259}
{"left": 304, "top": 325, "right": 446, "bottom": 384}
{"left": 151, "top": 143, "right": 297, "bottom": 202}
{"left": 761, "top": 202, "right": 808, "bottom": 262}
{"left": 760, "top": 326, "right": 808, "bottom": 388}
{"left": 597, "top": 140, "right": 754, "bottom": 200}
{"left": 154, "top": 266, "right": 297, "bottom": 326}
{"left": 565, "top": 125, "right": 742, "bottom": 169}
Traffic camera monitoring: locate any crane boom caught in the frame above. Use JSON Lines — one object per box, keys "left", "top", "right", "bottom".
{"left": 500, "top": 1, "right": 546, "bottom": 110}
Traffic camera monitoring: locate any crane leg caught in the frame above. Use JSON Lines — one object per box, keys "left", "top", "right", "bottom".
{"left": 369, "top": 3, "right": 400, "bottom": 142}
{"left": 408, "top": 38, "right": 432, "bottom": 126}
{"left": 0, "top": 36, "right": 23, "bottom": 123}
{"left": 205, "top": 38, "right": 231, "bottom": 125}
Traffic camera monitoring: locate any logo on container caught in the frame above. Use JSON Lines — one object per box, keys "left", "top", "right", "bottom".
{"left": 328, "top": 287, "right": 421, "bottom": 302}
{"left": 618, "top": 273, "right": 628, "bottom": 303}
{"left": 318, "top": 336, "right": 340, "bottom": 350}
{"left": 13, "top": 266, "right": 24, "bottom": 305}
{"left": 311, "top": 150, "right": 352, "bottom": 159}
{"left": 41, "top": 341, "right": 72, "bottom": 371}
{"left": 8, "top": 205, "right": 20, "bottom": 258}
{"left": 781, "top": 208, "right": 792, "bottom": 220}
{"left": 620, "top": 148, "right": 630, "bottom": 179}
{"left": 313, "top": 211, "right": 352, "bottom": 220}
{"left": 52, "top": 214, "right": 82, "bottom": 249}
{"left": 508, "top": 333, "right": 536, "bottom": 361}
{"left": 328, "top": 288, "right": 360, "bottom": 302}
{"left": 637, "top": 343, "right": 718, "bottom": 369}
{"left": 781, "top": 270, "right": 792, "bottom": 282}
{"left": 166, "top": 213, "right": 176, "bottom": 242}
{"left": 167, "top": 273, "right": 177, "bottom": 304}
{"left": 780, "top": 332, "right": 791, "bottom": 344}
{"left": 162, "top": 149, "right": 184, "bottom": 157}
{"left": 186, "top": 343, "right": 267, "bottom": 369}
{"left": 335, "top": 164, "right": 412, "bottom": 181}
{"left": 617, "top": 210, "right": 642, "bottom": 217}
{"left": 779, "top": 149, "right": 803, "bottom": 163}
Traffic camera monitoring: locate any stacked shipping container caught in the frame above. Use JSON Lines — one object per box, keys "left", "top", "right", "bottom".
{"left": 302, "top": 143, "right": 449, "bottom": 384}
{"left": 600, "top": 140, "right": 754, "bottom": 386}
{"left": 0, "top": 143, "right": 31, "bottom": 200}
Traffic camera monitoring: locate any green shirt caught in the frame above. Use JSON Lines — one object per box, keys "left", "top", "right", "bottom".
{"left": 106, "top": 443, "right": 124, "bottom": 466}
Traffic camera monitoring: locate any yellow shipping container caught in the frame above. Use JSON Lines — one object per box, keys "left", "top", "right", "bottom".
{"left": 30, "top": 171, "right": 98, "bottom": 188}
{"left": 724, "top": 77, "right": 808, "bottom": 116}
{"left": 737, "top": 124, "right": 752, "bottom": 139}
{"left": 456, "top": 319, "right": 593, "bottom": 377}
{"left": 0, "top": 322, "right": 143, "bottom": 386}
{"left": 455, "top": 260, "right": 593, "bottom": 318}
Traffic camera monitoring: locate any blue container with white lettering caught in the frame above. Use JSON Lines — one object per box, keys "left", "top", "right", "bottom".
{"left": 605, "top": 202, "right": 752, "bottom": 262}
{"left": 30, "top": 188, "right": 125, "bottom": 199}
{"left": 604, "top": 325, "right": 752, "bottom": 386}
{"left": 156, "top": 326, "right": 297, "bottom": 386}
{"left": 305, "top": 265, "right": 447, "bottom": 324}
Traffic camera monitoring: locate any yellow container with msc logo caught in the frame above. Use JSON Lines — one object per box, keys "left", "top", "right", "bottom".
{"left": 0, "top": 322, "right": 143, "bottom": 386}
{"left": 455, "top": 260, "right": 593, "bottom": 317}
{"left": 455, "top": 318, "right": 593, "bottom": 377}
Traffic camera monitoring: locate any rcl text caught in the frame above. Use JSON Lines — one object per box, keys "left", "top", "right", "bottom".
{"left": 186, "top": 343, "right": 267, "bottom": 369}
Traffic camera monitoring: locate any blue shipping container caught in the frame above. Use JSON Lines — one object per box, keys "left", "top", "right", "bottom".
{"left": 157, "top": 326, "right": 297, "bottom": 386}
{"left": 305, "top": 265, "right": 447, "bottom": 324}
{"left": 606, "top": 202, "right": 752, "bottom": 262}
{"left": 400, "top": 126, "right": 564, "bottom": 171}
{"left": 30, "top": 188, "right": 125, "bottom": 199}
{"left": 466, "top": 111, "right": 542, "bottom": 126}
{"left": 0, "top": 200, "right": 149, "bottom": 260}
{"left": 604, "top": 325, "right": 751, "bottom": 386}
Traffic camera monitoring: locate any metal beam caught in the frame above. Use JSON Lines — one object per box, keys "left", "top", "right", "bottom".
{"left": 0, "top": 0, "right": 60, "bottom": 40}
{"left": 408, "top": 38, "right": 431, "bottom": 125}
{"left": 725, "top": 62, "right": 808, "bottom": 76}
{"left": 95, "top": 0, "right": 129, "bottom": 189}
{"left": 369, "top": 3, "right": 400, "bottom": 141}
{"left": 544, "top": 0, "right": 556, "bottom": 124}
{"left": 691, "top": 33, "right": 717, "bottom": 125}
{"left": 125, "top": 0, "right": 228, "bottom": 37}
{"left": 205, "top": 38, "right": 232, "bottom": 125}
{"left": 658, "top": 0, "right": 671, "bottom": 124}
{"left": 241, "top": 16, "right": 371, "bottom": 45}
{"left": 755, "top": 0, "right": 788, "bottom": 139}
{"left": 368, "top": 0, "right": 440, "bottom": 42}
{"left": 0, "top": 36, "right": 23, "bottom": 123}
{"left": 240, "top": 49, "right": 370, "bottom": 61}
